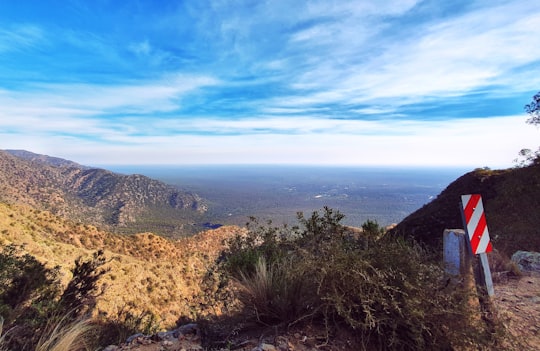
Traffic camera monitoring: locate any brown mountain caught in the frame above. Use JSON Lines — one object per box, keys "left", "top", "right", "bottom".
{"left": 0, "top": 150, "right": 207, "bottom": 237}
{"left": 391, "top": 164, "right": 540, "bottom": 257}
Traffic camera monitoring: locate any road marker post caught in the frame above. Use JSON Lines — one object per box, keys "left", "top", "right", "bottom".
{"left": 459, "top": 194, "right": 498, "bottom": 332}
{"left": 460, "top": 194, "right": 494, "bottom": 297}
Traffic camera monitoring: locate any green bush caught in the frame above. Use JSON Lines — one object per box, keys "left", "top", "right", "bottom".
{"left": 0, "top": 245, "right": 107, "bottom": 351}
{"left": 0, "top": 244, "right": 61, "bottom": 322}
{"left": 219, "top": 207, "right": 498, "bottom": 350}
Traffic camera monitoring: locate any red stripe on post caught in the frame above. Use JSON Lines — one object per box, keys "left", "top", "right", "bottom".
{"left": 463, "top": 194, "right": 480, "bottom": 225}
{"left": 470, "top": 213, "right": 487, "bottom": 254}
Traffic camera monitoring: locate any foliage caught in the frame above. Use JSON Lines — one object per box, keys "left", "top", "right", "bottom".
{"left": 514, "top": 148, "right": 540, "bottom": 167}
{"left": 525, "top": 91, "right": 540, "bottom": 126}
{"left": 218, "top": 207, "right": 500, "bottom": 350}
{"left": 223, "top": 217, "right": 296, "bottom": 279}
{"left": 516, "top": 92, "right": 540, "bottom": 166}
{"left": 0, "top": 244, "right": 61, "bottom": 325}
{"left": 0, "top": 245, "right": 107, "bottom": 351}
{"left": 361, "top": 218, "right": 386, "bottom": 239}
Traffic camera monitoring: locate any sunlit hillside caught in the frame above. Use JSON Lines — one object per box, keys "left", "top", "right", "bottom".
{"left": 0, "top": 202, "right": 243, "bottom": 327}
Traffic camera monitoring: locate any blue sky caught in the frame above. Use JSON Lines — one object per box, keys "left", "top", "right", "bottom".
{"left": 1, "top": 0, "right": 539, "bottom": 167}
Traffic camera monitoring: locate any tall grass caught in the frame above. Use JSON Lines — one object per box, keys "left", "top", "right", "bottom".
{"left": 235, "top": 256, "right": 313, "bottom": 324}
{"left": 36, "top": 315, "right": 93, "bottom": 351}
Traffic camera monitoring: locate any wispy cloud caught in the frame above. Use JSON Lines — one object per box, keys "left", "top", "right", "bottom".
{"left": 268, "top": 0, "right": 540, "bottom": 113}
{"left": 0, "top": 73, "right": 218, "bottom": 119}
{"left": 0, "top": 24, "right": 45, "bottom": 53}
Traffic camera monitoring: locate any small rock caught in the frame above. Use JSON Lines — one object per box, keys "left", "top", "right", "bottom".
{"left": 126, "top": 333, "right": 146, "bottom": 344}
{"left": 252, "top": 343, "right": 277, "bottom": 351}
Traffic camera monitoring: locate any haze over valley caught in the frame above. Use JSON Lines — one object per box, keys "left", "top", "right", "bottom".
{"left": 109, "top": 165, "right": 467, "bottom": 230}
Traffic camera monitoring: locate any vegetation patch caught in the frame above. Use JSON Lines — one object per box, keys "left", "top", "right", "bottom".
{"left": 211, "top": 207, "right": 501, "bottom": 350}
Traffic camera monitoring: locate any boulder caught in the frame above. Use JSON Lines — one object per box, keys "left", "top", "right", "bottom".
{"left": 511, "top": 251, "right": 540, "bottom": 272}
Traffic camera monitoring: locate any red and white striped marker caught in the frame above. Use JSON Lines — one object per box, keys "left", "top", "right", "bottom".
{"left": 460, "top": 194, "right": 492, "bottom": 255}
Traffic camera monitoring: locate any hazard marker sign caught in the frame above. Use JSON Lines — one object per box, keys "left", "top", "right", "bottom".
{"left": 460, "top": 194, "right": 492, "bottom": 255}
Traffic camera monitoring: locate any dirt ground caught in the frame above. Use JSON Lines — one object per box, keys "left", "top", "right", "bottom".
{"left": 494, "top": 271, "right": 540, "bottom": 350}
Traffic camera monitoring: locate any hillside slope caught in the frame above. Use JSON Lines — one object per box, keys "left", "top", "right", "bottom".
{"left": 0, "top": 150, "right": 207, "bottom": 237}
{"left": 0, "top": 202, "right": 242, "bottom": 326}
{"left": 391, "top": 164, "right": 540, "bottom": 256}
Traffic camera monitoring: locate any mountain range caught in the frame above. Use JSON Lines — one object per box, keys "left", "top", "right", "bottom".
{"left": 2, "top": 149, "right": 539, "bottom": 256}
{"left": 0, "top": 150, "right": 207, "bottom": 237}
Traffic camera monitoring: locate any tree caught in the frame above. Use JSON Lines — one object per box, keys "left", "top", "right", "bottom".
{"left": 515, "top": 92, "right": 540, "bottom": 166}
{"left": 525, "top": 91, "right": 540, "bottom": 125}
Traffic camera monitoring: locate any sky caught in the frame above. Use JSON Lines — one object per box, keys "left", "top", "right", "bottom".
{"left": 1, "top": 0, "right": 539, "bottom": 168}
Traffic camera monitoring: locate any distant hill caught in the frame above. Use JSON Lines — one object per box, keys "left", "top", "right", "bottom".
{"left": 391, "top": 164, "right": 540, "bottom": 257}
{"left": 4, "top": 149, "right": 90, "bottom": 169}
{"left": 0, "top": 150, "right": 207, "bottom": 237}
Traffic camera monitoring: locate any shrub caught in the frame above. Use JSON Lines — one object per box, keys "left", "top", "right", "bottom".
{"left": 58, "top": 250, "right": 109, "bottom": 318}
{"left": 0, "top": 246, "right": 108, "bottom": 351}
{"left": 219, "top": 207, "right": 499, "bottom": 350}
{"left": 361, "top": 218, "right": 386, "bottom": 239}
{"left": 0, "top": 244, "right": 61, "bottom": 326}
{"left": 224, "top": 217, "right": 295, "bottom": 279}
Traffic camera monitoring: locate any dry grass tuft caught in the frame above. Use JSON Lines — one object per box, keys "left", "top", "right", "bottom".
{"left": 35, "top": 315, "right": 93, "bottom": 351}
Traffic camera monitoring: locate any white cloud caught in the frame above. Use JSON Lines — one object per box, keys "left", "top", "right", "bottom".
{"left": 0, "top": 74, "right": 219, "bottom": 122}
{"left": 2, "top": 114, "right": 536, "bottom": 168}
{"left": 1, "top": 0, "right": 539, "bottom": 169}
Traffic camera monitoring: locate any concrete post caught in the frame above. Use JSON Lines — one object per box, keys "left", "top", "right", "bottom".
{"left": 443, "top": 229, "right": 497, "bottom": 331}
{"left": 443, "top": 229, "right": 471, "bottom": 277}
